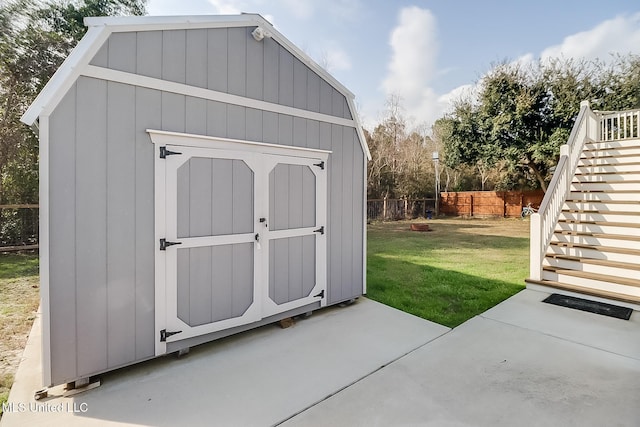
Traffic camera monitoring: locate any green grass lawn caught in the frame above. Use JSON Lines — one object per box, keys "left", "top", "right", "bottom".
{"left": 0, "top": 253, "right": 40, "bottom": 415}
{"left": 366, "top": 218, "right": 530, "bottom": 328}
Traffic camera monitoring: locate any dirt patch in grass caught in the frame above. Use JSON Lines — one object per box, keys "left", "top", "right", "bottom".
{"left": 0, "top": 253, "right": 39, "bottom": 413}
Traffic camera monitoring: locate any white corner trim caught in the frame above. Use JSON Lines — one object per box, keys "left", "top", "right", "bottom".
{"left": 346, "top": 97, "right": 371, "bottom": 161}
{"left": 21, "top": 26, "right": 111, "bottom": 125}
{"left": 147, "top": 129, "right": 332, "bottom": 157}
{"left": 37, "top": 115, "right": 53, "bottom": 387}
{"left": 82, "top": 65, "right": 356, "bottom": 128}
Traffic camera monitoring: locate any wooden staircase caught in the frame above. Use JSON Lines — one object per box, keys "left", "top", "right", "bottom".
{"left": 527, "top": 104, "right": 640, "bottom": 305}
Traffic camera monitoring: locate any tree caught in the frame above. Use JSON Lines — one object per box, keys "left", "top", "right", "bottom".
{"left": 0, "top": 0, "right": 147, "bottom": 203}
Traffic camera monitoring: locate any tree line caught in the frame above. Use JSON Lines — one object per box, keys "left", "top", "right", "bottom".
{"left": 368, "top": 56, "right": 640, "bottom": 199}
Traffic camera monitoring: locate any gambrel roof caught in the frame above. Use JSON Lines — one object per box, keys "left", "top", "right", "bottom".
{"left": 22, "top": 14, "right": 370, "bottom": 159}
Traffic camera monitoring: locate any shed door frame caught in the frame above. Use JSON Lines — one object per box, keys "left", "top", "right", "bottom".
{"left": 150, "top": 130, "right": 330, "bottom": 356}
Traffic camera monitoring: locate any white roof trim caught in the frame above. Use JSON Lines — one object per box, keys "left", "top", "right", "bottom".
{"left": 21, "top": 13, "right": 370, "bottom": 161}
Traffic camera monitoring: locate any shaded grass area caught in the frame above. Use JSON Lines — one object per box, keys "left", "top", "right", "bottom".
{"left": 0, "top": 253, "right": 39, "bottom": 415}
{"left": 367, "top": 218, "right": 529, "bottom": 328}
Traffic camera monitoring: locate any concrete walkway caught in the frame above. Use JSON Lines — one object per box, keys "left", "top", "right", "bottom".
{"left": 2, "top": 289, "right": 640, "bottom": 426}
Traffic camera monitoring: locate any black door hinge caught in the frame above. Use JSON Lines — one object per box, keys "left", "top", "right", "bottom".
{"left": 314, "top": 290, "right": 325, "bottom": 299}
{"left": 314, "top": 226, "right": 325, "bottom": 235}
{"left": 160, "top": 329, "right": 182, "bottom": 342}
{"left": 313, "top": 161, "right": 325, "bottom": 170}
{"left": 160, "top": 238, "right": 182, "bottom": 250}
{"left": 160, "top": 146, "right": 182, "bottom": 158}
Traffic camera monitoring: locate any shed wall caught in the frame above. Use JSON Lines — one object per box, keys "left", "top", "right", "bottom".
{"left": 47, "top": 24, "right": 364, "bottom": 385}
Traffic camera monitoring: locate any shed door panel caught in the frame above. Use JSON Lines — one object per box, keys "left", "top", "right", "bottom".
{"left": 262, "top": 156, "right": 327, "bottom": 317}
{"left": 163, "top": 147, "right": 261, "bottom": 343}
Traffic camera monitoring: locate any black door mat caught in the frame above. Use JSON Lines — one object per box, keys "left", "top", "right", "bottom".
{"left": 543, "top": 293, "right": 633, "bottom": 320}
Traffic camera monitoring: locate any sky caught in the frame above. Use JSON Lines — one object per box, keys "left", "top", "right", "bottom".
{"left": 145, "top": 0, "right": 640, "bottom": 130}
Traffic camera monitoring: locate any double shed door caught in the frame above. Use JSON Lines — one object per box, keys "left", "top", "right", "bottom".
{"left": 156, "top": 142, "right": 327, "bottom": 350}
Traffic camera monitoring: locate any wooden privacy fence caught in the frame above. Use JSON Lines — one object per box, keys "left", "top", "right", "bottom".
{"left": 439, "top": 191, "right": 544, "bottom": 217}
{"left": 0, "top": 204, "right": 39, "bottom": 252}
{"left": 368, "top": 198, "right": 437, "bottom": 221}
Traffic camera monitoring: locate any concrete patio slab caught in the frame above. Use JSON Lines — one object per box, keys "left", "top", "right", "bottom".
{"left": 0, "top": 298, "right": 449, "bottom": 427}
{"left": 284, "top": 289, "right": 640, "bottom": 427}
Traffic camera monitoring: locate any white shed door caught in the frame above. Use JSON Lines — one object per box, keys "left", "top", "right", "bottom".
{"left": 156, "top": 144, "right": 326, "bottom": 348}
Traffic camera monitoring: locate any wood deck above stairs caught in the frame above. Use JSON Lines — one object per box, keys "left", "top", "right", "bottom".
{"left": 526, "top": 136, "right": 640, "bottom": 305}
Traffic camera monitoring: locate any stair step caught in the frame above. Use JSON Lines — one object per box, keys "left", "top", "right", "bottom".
{"left": 543, "top": 267, "right": 640, "bottom": 289}
{"left": 564, "top": 201, "right": 640, "bottom": 213}
{"left": 573, "top": 173, "right": 640, "bottom": 182}
{"left": 546, "top": 254, "right": 640, "bottom": 270}
{"left": 551, "top": 232, "right": 640, "bottom": 250}
{"left": 579, "top": 156, "right": 640, "bottom": 166}
{"left": 560, "top": 211, "right": 639, "bottom": 224}
{"left": 557, "top": 220, "right": 640, "bottom": 237}
{"left": 577, "top": 163, "right": 640, "bottom": 173}
{"left": 544, "top": 254, "right": 640, "bottom": 279}
{"left": 569, "top": 190, "right": 640, "bottom": 201}
{"left": 548, "top": 242, "right": 640, "bottom": 264}
{"left": 584, "top": 139, "right": 640, "bottom": 150}
{"left": 571, "top": 181, "right": 640, "bottom": 191}
{"left": 525, "top": 279, "right": 640, "bottom": 305}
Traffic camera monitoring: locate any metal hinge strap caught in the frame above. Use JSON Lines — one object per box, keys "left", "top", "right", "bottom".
{"left": 313, "top": 161, "right": 325, "bottom": 170}
{"left": 160, "top": 329, "right": 182, "bottom": 342}
{"left": 160, "top": 238, "right": 182, "bottom": 251}
{"left": 160, "top": 146, "right": 182, "bottom": 158}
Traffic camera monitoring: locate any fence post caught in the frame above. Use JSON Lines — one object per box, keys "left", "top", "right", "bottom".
{"left": 404, "top": 199, "right": 408, "bottom": 219}
{"left": 470, "top": 195, "right": 474, "bottom": 217}
{"left": 383, "top": 197, "right": 387, "bottom": 220}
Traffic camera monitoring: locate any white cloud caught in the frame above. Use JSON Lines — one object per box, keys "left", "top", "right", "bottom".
{"left": 208, "top": 0, "right": 243, "bottom": 14}
{"left": 540, "top": 13, "right": 640, "bottom": 61}
{"left": 381, "top": 6, "right": 443, "bottom": 127}
{"left": 322, "top": 46, "right": 352, "bottom": 72}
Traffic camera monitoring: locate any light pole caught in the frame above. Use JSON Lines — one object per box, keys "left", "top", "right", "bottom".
{"left": 432, "top": 151, "right": 440, "bottom": 217}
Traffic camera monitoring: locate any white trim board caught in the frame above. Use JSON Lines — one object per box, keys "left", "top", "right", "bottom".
{"left": 82, "top": 65, "right": 356, "bottom": 128}
{"left": 147, "top": 129, "right": 333, "bottom": 157}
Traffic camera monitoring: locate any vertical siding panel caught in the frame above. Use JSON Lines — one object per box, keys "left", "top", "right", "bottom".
{"left": 319, "top": 80, "right": 333, "bottom": 115}
{"left": 278, "top": 114, "right": 293, "bottom": 146}
{"left": 75, "top": 77, "right": 108, "bottom": 376}
{"left": 329, "top": 124, "right": 343, "bottom": 303}
{"left": 246, "top": 30, "right": 264, "bottom": 100}
{"left": 227, "top": 105, "right": 246, "bottom": 140}
{"left": 232, "top": 243, "right": 253, "bottom": 316}
{"left": 342, "top": 98, "right": 353, "bottom": 119}
{"left": 246, "top": 108, "right": 263, "bottom": 142}
{"left": 263, "top": 38, "right": 279, "bottom": 103}
{"left": 48, "top": 84, "right": 77, "bottom": 384}
{"left": 186, "top": 97, "right": 207, "bottom": 135}
{"left": 189, "top": 158, "right": 213, "bottom": 236}
{"left": 106, "top": 82, "right": 136, "bottom": 368}
{"left": 273, "top": 239, "right": 289, "bottom": 303}
{"left": 177, "top": 249, "right": 190, "bottom": 325}
{"left": 288, "top": 165, "right": 303, "bottom": 229}
{"left": 301, "top": 166, "right": 315, "bottom": 227}
{"left": 341, "top": 127, "right": 354, "bottom": 299}
{"left": 232, "top": 159, "right": 253, "bottom": 234}
{"left": 211, "top": 246, "right": 232, "bottom": 321}
{"left": 189, "top": 247, "right": 213, "bottom": 326}
{"left": 331, "top": 90, "right": 345, "bottom": 118}
{"left": 212, "top": 159, "right": 233, "bottom": 235}
{"left": 302, "top": 235, "right": 315, "bottom": 297}
{"left": 176, "top": 161, "right": 190, "bottom": 238}
{"left": 137, "top": 31, "right": 162, "bottom": 79}
{"left": 161, "top": 93, "right": 186, "bottom": 132}
{"left": 134, "top": 88, "right": 160, "bottom": 359}
{"left": 227, "top": 28, "right": 246, "bottom": 97}
{"left": 293, "top": 58, "right": 307, "bottom": 110}
{"left": 206, "top": 100, "right": 227, "bottom": 138}
{"left": 90, "top": 41, "right": 108, "bottom": 67}
{"left": 186, "top": 29, "right": 208, "bottom": 89}
{"left": 278, "top": 48, "right": 294, "bottom": 107}
{"left": 352, "top": 134, "right": 365, "bottom": 296}
{"left": 306, "top": 119, "right": 320, "bottom": 149}
{"left": 306, "top": 71, "right": 320, "bottom": 113}
{"left": 288, "top": 237, "right": 303, "bottom": 301}
{"left": 107, "top": 33, "right": 137, "bottom": 73}
{"left": 273, "top": 165, "right": 289, "bottom": 230}
{"left": 207, "top": 28, "right": 228, "bottom": 92}
{"left": 162, "top": 30, "right": 186, "bottom": 84}
{"left": 262, "top": 111, "right": 278, "bottom": 143}
{"left": 293, "top": 117, "right": 306, "bottom": 148}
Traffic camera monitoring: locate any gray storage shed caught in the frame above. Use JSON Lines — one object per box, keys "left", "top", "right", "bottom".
{"left": 22, "top": 14, "right": 370, "bottom": 388}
